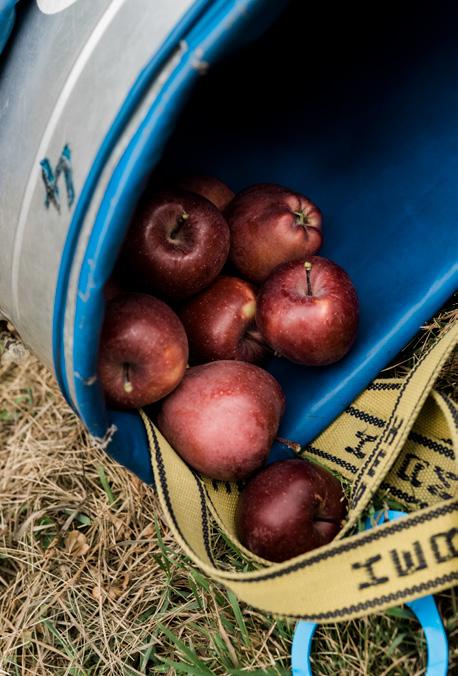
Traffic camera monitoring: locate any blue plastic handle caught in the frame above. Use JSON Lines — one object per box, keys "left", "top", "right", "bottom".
{"left": 291, "top": 510, "right": 448, "bottom": 676}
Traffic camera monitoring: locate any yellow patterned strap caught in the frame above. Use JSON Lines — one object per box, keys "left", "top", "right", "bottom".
{"left": 140, "top": 321, "right": 457, "bottom": 622}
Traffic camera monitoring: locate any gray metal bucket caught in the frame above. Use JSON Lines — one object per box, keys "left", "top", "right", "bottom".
{"left": 0, "top": 0, "right": 204, "bottom": 371}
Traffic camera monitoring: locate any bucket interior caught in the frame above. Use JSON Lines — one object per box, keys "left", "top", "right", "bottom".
{"left": 156, "top": 0, "right": 458, "bottom": 448}
{"left": 74, "top": 0, "right": 458, "bottom": 479}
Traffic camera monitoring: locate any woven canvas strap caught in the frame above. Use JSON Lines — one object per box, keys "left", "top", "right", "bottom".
{"left": 140, "top": 321, "right": 457, "bottom": 622}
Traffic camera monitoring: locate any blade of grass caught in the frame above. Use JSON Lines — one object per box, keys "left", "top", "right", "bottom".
{"left": 97, "top": 464, "right": 117, "bottom": 505}
{"left": 155, "top": 658, "right": 209, "bottom": 675}
{"left": 384, "top": 607, "right": 415, "bottom": 620}
{"left": 227, "top": 590, "right": 251, "bottom": 648}
{"left": 156, "top": 623, "right": 213, "bottom": 675}
{"left": 152, "top": 514, "right": 171, "bottom": 576}
{"left": 41, "top": 619, "right": 76, "bottom": 659}
{"left": 139, "top": 642, "right": 155, "bottom": 672}
{"left": 386, "top": 632, "right": 407, "bottom": 657}
{"left": 72, "top": 512, "right": 92, "bottom": 527}
{"left": 211, "top": 632, "right": 237, "bottom": 671}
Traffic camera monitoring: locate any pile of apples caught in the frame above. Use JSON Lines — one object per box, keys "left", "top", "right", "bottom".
{"left": 99, "top": 176, "right": 357, "bottom": 562}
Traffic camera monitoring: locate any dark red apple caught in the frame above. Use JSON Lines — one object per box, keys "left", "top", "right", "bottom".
{"left": 98, "top": 293, "right": 188, "bottom": 409}
{"left": 157, "top": 361, "right": 285, "bottom": 481}
{"left": 103, "top": 275, "right": 124, "bottom": 301}
{"left": 179, "top": 276, "right": 268, "bottom": 364}
{"left": 257, "top": 256, "right": 359, "bottom": 365}
{"left": 177, "top": 175, "right": 234, "bottom": 211}
{"left": 226, "top": 183, "right": 323, "bottom": 283}
{"left": 121, "top": 189, "right": 230, "bottom": 300}
{"left": 236, "top": 458, "right": 347, "bottom": 562}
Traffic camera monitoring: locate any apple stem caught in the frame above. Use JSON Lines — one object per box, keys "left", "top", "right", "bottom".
{"left": 169, "top": 212, "right": 189, "bottom": 240}
{"left": 304, "top": 261, "right": 313, "bottom": 296}
{"left": 276, "top": 436, "right": 302, "bottom": 454}
{"left": 293, "top": 210, "right": 308, "bottom": 226}
{"left": 123, "top": 363, "right": 133, "bottom": 394}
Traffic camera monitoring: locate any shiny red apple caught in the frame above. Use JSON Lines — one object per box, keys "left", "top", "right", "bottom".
{"left": 177, "top": 175, "right": 234, "bottom": 211}
{"left": 98, "top": 293, "right": 188, "bottom": 409}
{"left": 179, "top": 276, "right": 268, "bottom": 364}
{"left": 121, "top": 189, "right": 230, "bottom": 300}
{"left": 236, "top": 458, "right": 347, "bottom": 562}
{"left": 157, "top": 360, "right": 285, "bottom": 481}
{"left": 226, "top": 183, "right": 323, "bottom": 283}
{"left": 256, "top": 256, "right": 359, "bottom": 365}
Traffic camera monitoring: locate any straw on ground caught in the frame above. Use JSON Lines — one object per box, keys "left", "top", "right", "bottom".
{"left": 0, "top": 305, "right": 456, "bottom": 675}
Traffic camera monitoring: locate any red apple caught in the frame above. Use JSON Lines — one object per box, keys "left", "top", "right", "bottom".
{"left": 98, "top": 293, "right": 188, "bottom": 409}
{"left": 226, "top": 183, "right": 323, "bottom": 283}
{"left": 177, "top": 175, "right": 234, "bottom": 211}
{"left": 121, "top": 189, "right": 230, "bottom": 300}
{"left": 236, "top": 458, "right": 347, "bottom": 562}
{"left": 256, "top": 256, "right": 359, "bottom": 365}
{"left": 103, "top": 275, "right": 124, "bottom": 301}
{"left": 179, "top": 276, "right": 268, "bottom": 364}
{"left": 157, "top": 361, "right": 285, "bottom": 481}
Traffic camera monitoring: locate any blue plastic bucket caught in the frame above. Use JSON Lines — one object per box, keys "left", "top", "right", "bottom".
{"left": 1, "top": 0, "right": 457, "bottom": 483}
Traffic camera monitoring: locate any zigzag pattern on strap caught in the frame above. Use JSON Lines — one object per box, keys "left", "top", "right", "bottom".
{"left": 379, "top": 483, "right": 428, "bottom": 509}
{"left": 368, "top": 382, "right": 402, "bottom": 391}
{"left": 220, "top": 502, "right": 458, "bottom": 583}
{"left": 292, "top": 572, "right": 458, "bottom": 621}
{"left": 345, "top": 406, "right": 386, "bottom": 428}
{"left": 408, "top": 431, "right": 454, "bottom": 459}
{"left": 301, "top": 445, "right": 358, "bottom": 474}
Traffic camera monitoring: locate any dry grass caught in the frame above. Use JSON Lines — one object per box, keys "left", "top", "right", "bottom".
{"left": 0, "top": 302, "right": 456, "bottom": 675}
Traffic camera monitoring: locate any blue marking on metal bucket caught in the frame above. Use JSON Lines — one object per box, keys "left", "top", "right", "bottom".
{"left": 40, "top": 143, "right": 75, "bottom": 212}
